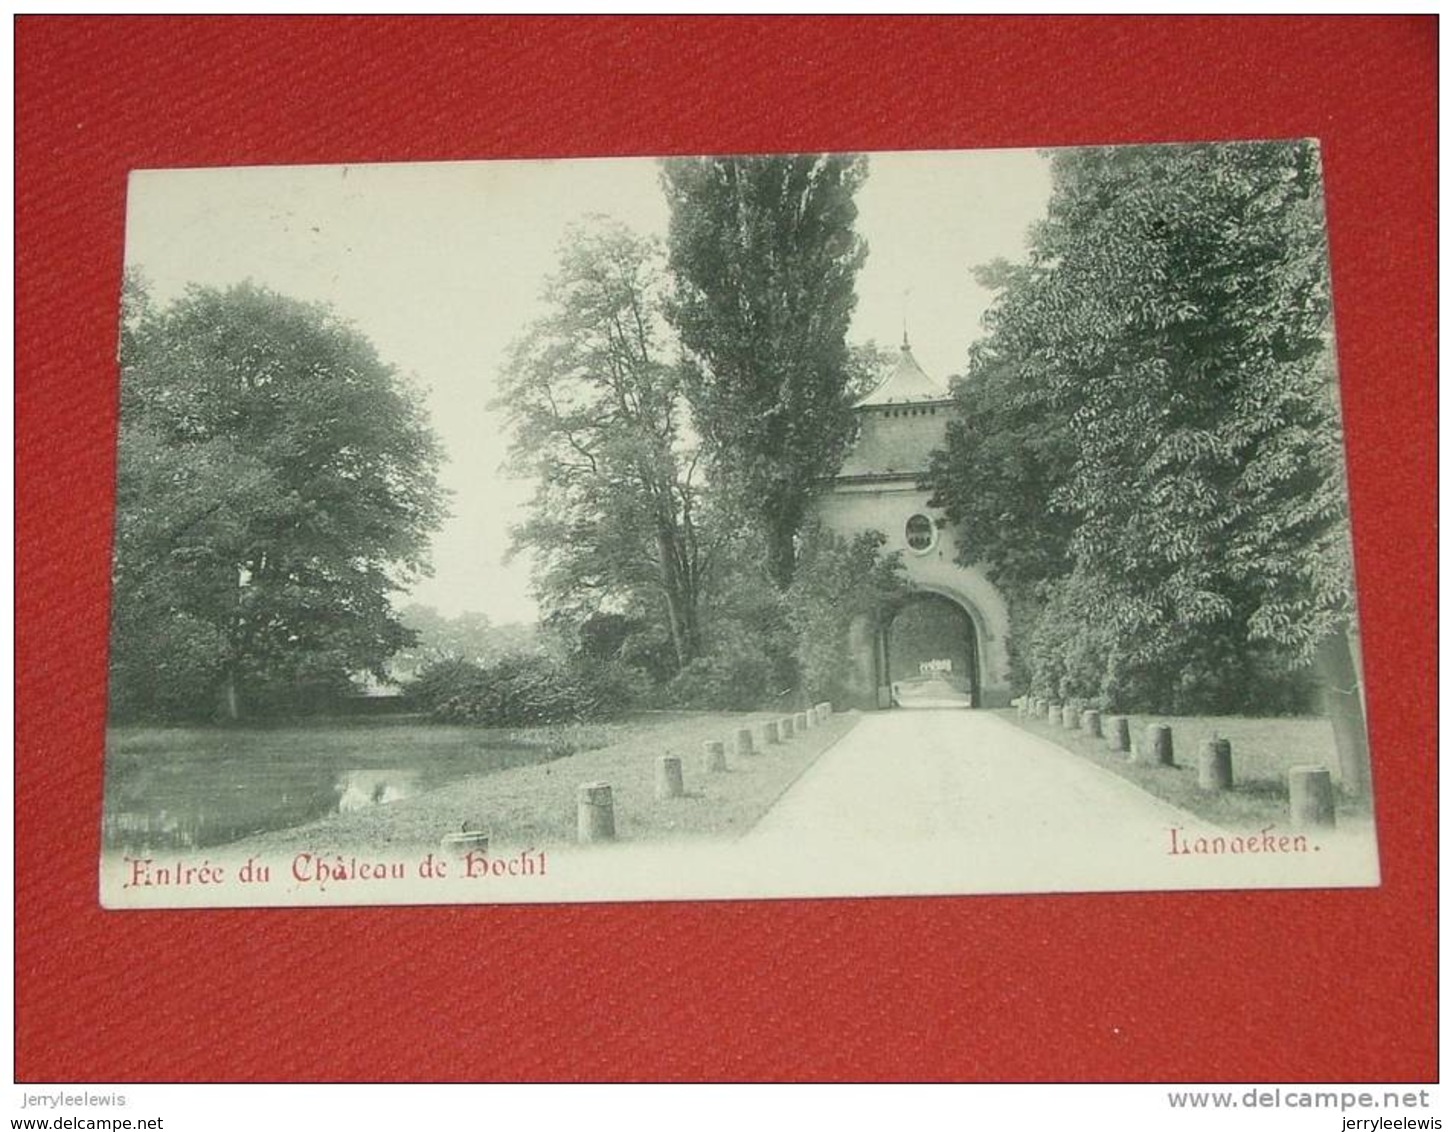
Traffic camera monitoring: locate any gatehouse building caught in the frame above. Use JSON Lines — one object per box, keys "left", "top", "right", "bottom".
{"left": 813, "top": 338, "right": 1012, "bottom": 710}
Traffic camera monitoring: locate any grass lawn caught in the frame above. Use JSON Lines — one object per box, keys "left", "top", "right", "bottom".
{"left": 999, "top": 708, "right": 1372, "bottom": 831}
{"left": 222, "top": 709, "right": 857, "bottom": 855}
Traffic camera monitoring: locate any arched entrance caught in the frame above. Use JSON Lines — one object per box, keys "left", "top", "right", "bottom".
{"left": 883, "top": 592, "right": 980, "bottom": 708}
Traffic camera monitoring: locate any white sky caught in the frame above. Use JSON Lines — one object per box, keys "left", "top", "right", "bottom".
{"left": 124, "top": 149, "right": 1053, "bottom": 622}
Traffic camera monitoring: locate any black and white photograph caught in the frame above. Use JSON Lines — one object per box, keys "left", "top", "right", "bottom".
{"left": 101, "top": 143, "right": 1380, "bottom": 908}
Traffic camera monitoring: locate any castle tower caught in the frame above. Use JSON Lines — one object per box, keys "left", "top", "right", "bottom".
{"left": 813, "top": 338, "right": 1012, "bottom": 709}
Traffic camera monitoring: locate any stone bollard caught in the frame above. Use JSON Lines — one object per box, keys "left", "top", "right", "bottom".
{"left": 817, "top": 701, "right": 832, "bottom": 722}
{"left": 441, "top": 829, "right": 489, "bottom": 854}
{"left": 761, "top": 719, "right": 781, "bottom": 746}
{"left": 1047, "top": 703, "right": 1061, "bottom": 725}
{"left": 1198, "top": 737, "right": 1234, "bottom": 792}
{"left": 796, "top": 711, "right": 811, "bottom": 733}
{"left": 1138, "top": 724, "right": 1174, "bottom": 767}
{"left": 780, "top": 715, "right": 795, "bottom": 740}
{"left": 576, "top": 782, "right": 615, "bottom": 843}
{"left": 702, "top": 740, "right": 727, "bottom": 774}
{"left": 1062, "top": 705, "right": 1078, "bottom": 730}
{"left": 1289, "top": 765, "right": 1337, "bottom": 829}
{"left": 800, "top": 709, "right": 815, "bottom": 730}
{"left": 1081, "top": 709, "right": 1102, "bottom": 739}
{"left": 1106, "top": 715, "right": 1131, "bottom": 752}
{"left": 655, "top": 756, "right": 685, "bottom": 800}
{"left": 735, "top": 727, "right": 756, "bottom": 758}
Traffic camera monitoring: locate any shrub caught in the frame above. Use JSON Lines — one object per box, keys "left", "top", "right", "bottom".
{"left": 664, "top": 628, "right": 777, "bottom": 711}
{"left": 1025, "top": 572, "right": 1324, "bottom": 715}
{"left": 786, "top": 524, "right": 909, "bottom": 705}
{"left": 565, "top": 657, "right": 648, "bottom": 720}
{"left": 409, "top": 653, "right": 640, "bottom": 725}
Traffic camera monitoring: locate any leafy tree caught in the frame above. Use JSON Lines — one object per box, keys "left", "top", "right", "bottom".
{"left": 388, "top": 604, "right": 543, "bottom": 680}
{"left": 928, "top": 142, "right": 1368, "bottom": 791}
{"left": 845, "top": 339, "right": 900, "bottom": 402}
{"left": 786, "top": 524, "right": 908, "bottom": 706}
{"left": 111, "top": 279, "right": 446, "bottom": 720}
{"left": 498, "top": 220, "right": 710, "bottom": 671}
{"left": 662, "top": 153, "right": 869, "bottom": 589}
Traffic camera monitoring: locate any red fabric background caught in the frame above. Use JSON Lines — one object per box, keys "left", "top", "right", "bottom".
{"left": 15, "top": 16, "right": 1437, "bottom": 1082}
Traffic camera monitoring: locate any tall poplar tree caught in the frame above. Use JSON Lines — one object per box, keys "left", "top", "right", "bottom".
{"left": 662, "top": 153, "right": 868, "bottom": 589}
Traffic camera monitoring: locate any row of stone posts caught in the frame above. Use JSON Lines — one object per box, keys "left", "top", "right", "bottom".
{"left": 1016, "top": 696, "right": 1173, "bottom": 767}
{"left": 576, "top": 702, "right": 835, "bottom": 843}
{"left": 1013, "top": 694, "right": 1336, "bottom": 829}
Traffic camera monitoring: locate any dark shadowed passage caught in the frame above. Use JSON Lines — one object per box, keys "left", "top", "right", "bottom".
{"left": 887, "top": 592, "right": 979, "bottom": 708}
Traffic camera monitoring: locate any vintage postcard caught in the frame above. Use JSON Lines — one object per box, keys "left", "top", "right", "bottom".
{"left": 101, "top": 143, "right": 1379, "bottom": 908}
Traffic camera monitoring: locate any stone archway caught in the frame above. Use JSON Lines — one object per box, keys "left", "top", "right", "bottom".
{"left": 882, "top": 591, "right": 981, "bottom": 708}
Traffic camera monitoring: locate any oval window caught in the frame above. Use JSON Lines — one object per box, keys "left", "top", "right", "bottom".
{"left": 905, "top": 514, "right": 935, "bottom": 553}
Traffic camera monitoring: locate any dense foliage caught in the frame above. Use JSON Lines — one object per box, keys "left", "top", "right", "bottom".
{"left": 110, "top": 279, "right": 446, "bottom": 721}
{"left": 389, "top": 604, "right": 543, "bottom": 681}
{"left": 662, "top": 154, "right": 869, "bottom": 588}
{"left": 497, "top": 221, "right": 712, "bottom": 672}
{"left": 662, "top": 625, "right": 780, "bottom": 712}
{"left": 498, "top": 206, "right": 900, "bottom": 712}
{"left": 926, "top": 141, "right": 1365, "bottom": 785}
{"left": 786, "top": 525, "right": 909, "bottom": 706}
{"left": 407, "top": 653, "right": 641, "bottom": 726}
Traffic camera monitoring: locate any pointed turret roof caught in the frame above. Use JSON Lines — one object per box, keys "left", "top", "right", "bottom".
{"left": 854, "top": 336, "right": 951, "bottom": 407}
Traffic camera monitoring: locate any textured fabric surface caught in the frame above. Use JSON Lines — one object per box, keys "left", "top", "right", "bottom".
{"left": 15, "top": 16, "right": 1436, "bottom": 1082}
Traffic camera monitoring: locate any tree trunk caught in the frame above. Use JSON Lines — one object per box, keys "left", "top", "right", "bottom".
{"left": 1315, "top": 625, "right": 1371, "bottom": 799}
{"left": 221, "top": 563, "right": 246, "bottom": 722}
{"left": 656, "top": 526, "right": 700, "bottom": 670}
{"left": 218, "top": 665, "right": 240, "bottom": 722}
{"left": 765, "top": 522, "right": 797, "bottom": 590}
{"left": 662, "top": 587, "right": 699, "bottom": 671}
